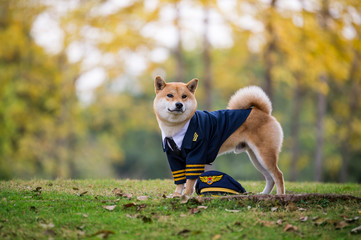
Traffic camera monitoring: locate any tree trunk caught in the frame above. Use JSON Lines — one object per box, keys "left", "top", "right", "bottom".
{"left": 203, "top": 6, "right": 212, "bottom": 111}
{"left": 314, "top": 75, "right": 327, "bottom": 182}
{"left": 340, "top": 51, "right": 360, "bottom": 182}
{"left": 290, "top": 75, "right": 302, "bottom": 181}
{"left": 290, "top": 0, "right": 308, "bottom": 182}
{"left": 263, "top": 0, "right": 278, "bottom": 102}
{"left": 174, "top": 2, "right": 184, "bottom": 82}
{"left": 314, "top": 0, "right": 330, "bottom": 182}
{"left": 56, "top": 53, "right": 79, "bottom": 179}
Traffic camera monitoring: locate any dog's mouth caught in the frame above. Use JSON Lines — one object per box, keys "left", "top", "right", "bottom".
{"left": 167, "top": 108, "right": 184, "bottom": 114}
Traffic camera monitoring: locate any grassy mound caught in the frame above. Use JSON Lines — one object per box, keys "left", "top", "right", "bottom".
{"left": 0, "top": 179, "right": 360, "bottom": 239}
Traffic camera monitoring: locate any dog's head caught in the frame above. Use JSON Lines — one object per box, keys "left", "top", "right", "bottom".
{"left": 153, "top": 76, "right": 198, "bottom": 124}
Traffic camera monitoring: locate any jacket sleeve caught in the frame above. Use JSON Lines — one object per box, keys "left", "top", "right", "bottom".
{"left": 184, "top": 140, "right": 207, "bottom": 179}
{"left": 166, "top": 152, "right": 186, "bottom": 184}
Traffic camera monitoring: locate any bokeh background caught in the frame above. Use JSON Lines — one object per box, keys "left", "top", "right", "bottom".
{"left": 0, "top": 0, "right": 360, "bottom": 182}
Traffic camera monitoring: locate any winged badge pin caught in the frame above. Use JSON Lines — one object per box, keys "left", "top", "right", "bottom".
{"left": 199, "top": 175, "right": 223, "bottom": 185}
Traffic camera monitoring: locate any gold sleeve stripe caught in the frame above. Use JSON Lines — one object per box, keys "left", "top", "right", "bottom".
{"left": 174, "top": 176, "right": 186, "bottom": 181}
{"left": 200, "top": 187, "right": 239, "bottom": 195}
{"left": 173, "top": 173, "right": 185, "bottom": 178}
{"left": 185, "top": 168, "right": 204, "bottom": 172}
{"left": 172, "top": 169, "right": 186, "bottom": 174}
{"left": 185, "top": 173, "right": 203, "bottom": 176}
{"left": 186, "top": 164, "right": 205, "bottom": 168}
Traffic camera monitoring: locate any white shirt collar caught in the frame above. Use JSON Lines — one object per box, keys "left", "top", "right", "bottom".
{"left": 161, "top": 120, "right": 190, "bottom": 149}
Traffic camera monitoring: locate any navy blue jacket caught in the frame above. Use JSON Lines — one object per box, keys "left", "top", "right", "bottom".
{"left": 163, "top": 109, "right": 252, "bottom": 184}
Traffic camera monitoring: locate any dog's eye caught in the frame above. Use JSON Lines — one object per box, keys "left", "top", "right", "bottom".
{"left": 167, "top": 94, "right": 173, "bottom": 98}
{"left": 182, "top": 95, "right": 187, "bottom": 99}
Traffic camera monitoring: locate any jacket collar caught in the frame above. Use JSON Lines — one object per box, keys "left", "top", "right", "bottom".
{"left": 162, "top": 119, "right": 190, "bottom": 152}
{"left": 161, "top": 112, "right": 198, "bottom": 152}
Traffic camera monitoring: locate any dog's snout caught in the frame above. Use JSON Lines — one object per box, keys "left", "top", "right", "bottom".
{"left": 175, "top": 102, "right": 183, "bottom": 109}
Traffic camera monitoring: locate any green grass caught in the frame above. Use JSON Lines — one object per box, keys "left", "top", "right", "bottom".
{"left": 0, "top": 179, "right": 360, "bottom": 239}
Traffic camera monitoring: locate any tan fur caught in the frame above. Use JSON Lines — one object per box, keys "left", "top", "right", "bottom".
{"left": 153, "top": 76, "right": 198, "bottom": 136}
{"left": 154, "top": 76, "right": 285, "bottom": 197}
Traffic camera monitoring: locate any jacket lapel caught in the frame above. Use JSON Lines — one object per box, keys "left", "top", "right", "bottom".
{"left": 182, "top": 112, "right": 198, "bottom": 150}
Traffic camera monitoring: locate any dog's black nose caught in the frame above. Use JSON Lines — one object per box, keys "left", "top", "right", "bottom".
{"left": 175, "top": 102, "right": 183, "bottom": 109}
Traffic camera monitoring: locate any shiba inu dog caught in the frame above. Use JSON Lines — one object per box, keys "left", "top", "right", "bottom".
{"left": 153, "top": 76, "right": 285, "bottom": 199}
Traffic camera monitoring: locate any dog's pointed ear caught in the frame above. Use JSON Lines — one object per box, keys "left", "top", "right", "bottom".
{"left": 186, "top": 78, "right": 198, "bottom": 93}
{"left": 155, "top": 76, "right": 166, "bottom": 93}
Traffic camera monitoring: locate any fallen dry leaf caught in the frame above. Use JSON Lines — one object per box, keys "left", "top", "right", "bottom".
{"left": 343, "top": 216, "right": 359, "bottom": 223}
{"left": 123, "top": 193, "right": 133, "bottom": 199}
{"left": 91, "top": 230, "right": 115, "bottom": 239}
{"left": 312, "top": 216, "right": 320, "bottom": 221}
{"left": 178, "top": 229, "right": 191, "bottom": 236}
{"left": 189, "top": 208, "right": 200, "bottom": 214}
{"left": 351, "top": 225, "right": 361, "bottom": 234}
{"left": 258, "top": 220, "right": 275, "bottom": 227}
{"left": 123, "top": 202, "right": 137, "bottom": 208}
{"left": 103, "top": 205, "right": 117, "bottom": 211}
{"left": 112, "top": 188, "right": 123, "bottom": 197}
{"left": 197, "top": 205, "right": 208, "bottom": 209}
{"left": 76, "top": 225, "right": 86, "bottom": 231}
{"left": 136, "top": 204, "right": 147, "bottom": 211}
{"left": 284, "top": 224, "right": 298, "bottom": 232}
{"left": 243, "top": 192, "right": 253, "bottom": 195}
{"left": 276, "top": 219, "right": 283, "bottom": 225}
{"left": 298, "top": 207, "right": 307, "bottom": 211}
{"left": 334, "top": 221, "right": 348, "bottom": 230}
{"left": 271, "top": 207, "right": 278, "bottom": 212}
{"left": 39, "top": 222, "right": 55, "bottom": 229}
{"left": 300, "top": 216, "right": 308, "bottom": 222}
{"left": 225, "top": 209, "right": 240, "bottom": 213}
{"left": 137, "top": 196, "right": 149, "bottom": 201}
{"left": 78, "top": 191, "right": 88, "bottom": 197}
{"left": 212, "top": 234, "right": 222, "bottom": 240}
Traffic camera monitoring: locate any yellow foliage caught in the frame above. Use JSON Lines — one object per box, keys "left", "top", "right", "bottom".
{"left": 297, "top": 155, "right": 311, "bottom": 172}
{"left": 324, "top": 155, "right": 342, "bottom": 179}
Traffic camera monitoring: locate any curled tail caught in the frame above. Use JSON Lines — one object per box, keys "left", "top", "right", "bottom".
{"left": 227, "top": 86, "right": 272, "bottom": 114}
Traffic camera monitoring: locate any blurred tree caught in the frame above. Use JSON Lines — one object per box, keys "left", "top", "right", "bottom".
{"left": 1, "top": 0, "right": 361, "bottom": 182}
{"left": 263, "top": 0, "right": 278, "bottom": 102}
{"left": 202, "top": 2, "right": 213, "bottom": 111}
{"left": 174, "top": 0, "right": 185, "bottom": 82}
{"left": 314, "top": 0, "right": 329, "bottom": 182}
{"left": 0, "top": 0, "right": 80, "bottom": 179}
